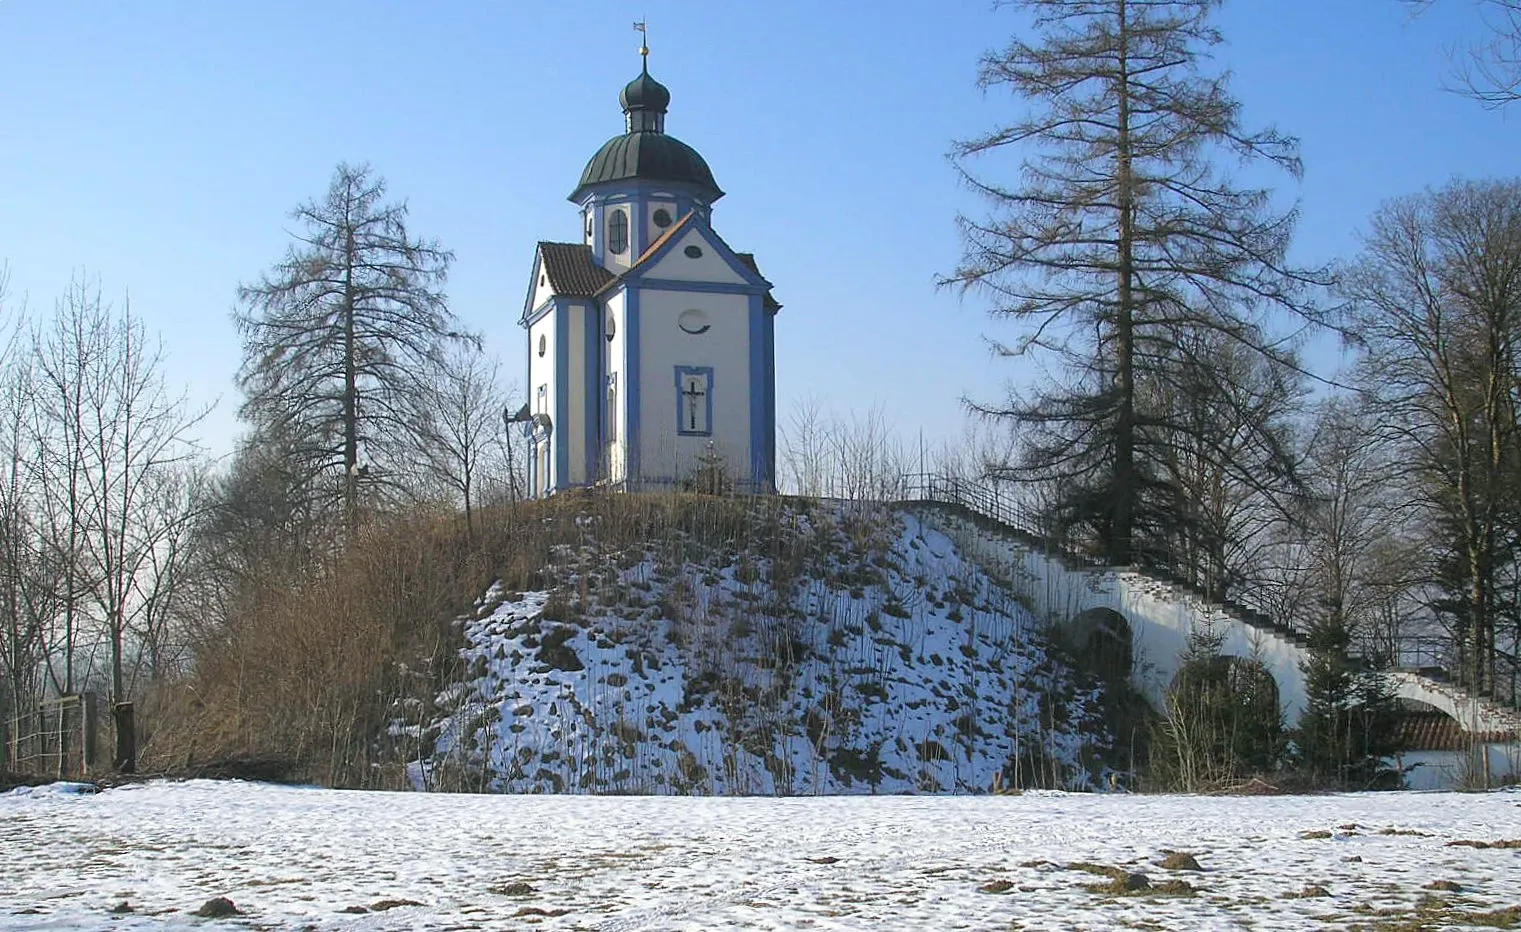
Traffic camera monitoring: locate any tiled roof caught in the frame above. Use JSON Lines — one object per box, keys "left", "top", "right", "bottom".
{"left": 556, "top": 220, "right": 781, "bottom": 314}
{"left": 736, "top": 253, "right": 783, "bottom": 313}
{"left": 1395, "top": 710, "right": 1516, "bottom": 750}
{"left": 538, "top": 242, "right": 614, "bottom": 298}
{"left": 631, "top": 212, "right": 698, "bottom": 268}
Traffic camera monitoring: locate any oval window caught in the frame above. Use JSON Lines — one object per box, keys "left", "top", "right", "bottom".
{"left": 608, "top": 209, "right": 629, "bottom": 255}
{"left": 538, "top": 335, "right": 547, "bottom": 357}
{"left": 684, "top": 245, "right": 703, "bottom": 259}
{"left": 653, "top": 207, "right": 673, "bottom": 228}
{"left": 605, "top": 314, "right": 616, "bottom": 342}
{"left": 678, "top": 309, "right": 711, "bottom": 335}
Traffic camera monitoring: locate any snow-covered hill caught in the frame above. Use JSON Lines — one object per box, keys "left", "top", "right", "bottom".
{"left": 399, "top": 502, "right": 1109, "bottom": 794}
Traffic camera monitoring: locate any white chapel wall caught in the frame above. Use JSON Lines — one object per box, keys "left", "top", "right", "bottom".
{"left": 527, "top": 312, "right": 558, "bottom": 488}
{"left": 604, "top": 291, "right": 627, "bottom": 484}
{"left": 637, "top": 288, "right": 752, "bottom": 485}
{"left": 567, "top": 303, "right": 588, "bottom": 485}
{"left": 645, "top": 199, "right": 677, "bottom": 245}
{"left": 529, "top": 269, "right": 557, "bottom": 314}
{"left": 640, "top": 229, "right": 749, "bottom": 284}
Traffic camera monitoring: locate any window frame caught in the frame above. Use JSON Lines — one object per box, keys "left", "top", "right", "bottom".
{"left": 674, "top": 366, "right": 714, "bottom": 437}
{"left": 608, "top": 208, "right": 629, "bottom": 255}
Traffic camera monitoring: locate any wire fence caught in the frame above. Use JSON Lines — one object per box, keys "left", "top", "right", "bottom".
{"left": 4, "top": 693, "right": 101, "bottom": 780}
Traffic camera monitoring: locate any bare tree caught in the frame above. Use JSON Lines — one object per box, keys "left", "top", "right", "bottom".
{"left": 33, "top": 282, "right": 205, "bottom": 711}
{"left": 1341, "top": 178, "right": 1521, "bottom": 696}
{"left": 30, "top": 280, "right": 105, "bottom": 696}
{"left": 0, "top": 266, "right": 48, "bottom": 752}
{"left": 942, "top": 0, "right": 1328, "bottom": 565}
{"left": 1407, "top": 0, "right": 1521, "bottom": 106}
{"left": 416, "top": 343, "right": 509, "bottom": 542}
{"left": 780, "top": 397, "right": 830, "bottom": 498}
{"left": 1272, "top": 398, "right": 1423, "bottom": 658}
{"left": 1142, "top": 327, "right": 1305, "bottom": 599}
{"left": 236, "top": 163, "right": 468, "bottom": 530}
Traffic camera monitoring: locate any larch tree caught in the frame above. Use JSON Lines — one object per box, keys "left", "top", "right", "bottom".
{"left": 236, "top": 163, "right": 467, "bottom": 530}
{"left": 943, "top": 0, "right": 1327, "bottom": 567}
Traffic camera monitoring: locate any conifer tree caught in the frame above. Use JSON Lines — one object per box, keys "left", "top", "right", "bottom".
{"left": 235, "top": 163, "right": 466, "bottom": 530}
{"left": 1295, "top": 614, "right": 1402, "bottom": 789}
{"left": 944, "top": 0, "right": 1327, "bottom": 566}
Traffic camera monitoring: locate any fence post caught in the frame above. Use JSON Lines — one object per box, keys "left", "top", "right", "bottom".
{"left": 113, "top": 701, "right": 136, "bottom": 774}
{"left": 54, "top": 699, "right": 70, "bottom": 780}
{"left": 81, "top": 693, "right": 98, "bottom": 775}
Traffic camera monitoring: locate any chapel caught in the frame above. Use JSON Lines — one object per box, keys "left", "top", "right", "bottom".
{"left": 519, "top": 46, "right": 781, "bottom": 497}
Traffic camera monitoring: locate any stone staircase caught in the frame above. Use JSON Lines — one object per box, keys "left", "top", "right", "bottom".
{"left": 899, "top": 475, "right": 1519, "bottom": 735}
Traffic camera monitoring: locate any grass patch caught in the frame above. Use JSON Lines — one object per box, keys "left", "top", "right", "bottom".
{"left": 1158, "top": 851, "right": 1203, "bottom": 871}
{"left": 1283, "top": 884, "right": 1332, "bottom": 899}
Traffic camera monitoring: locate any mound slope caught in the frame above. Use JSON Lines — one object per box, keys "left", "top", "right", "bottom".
{"left": 402, "top": 502, "right": 1107, "bottom": 794}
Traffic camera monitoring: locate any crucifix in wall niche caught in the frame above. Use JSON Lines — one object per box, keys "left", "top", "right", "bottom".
{"left": 676, "top": 367, "right": 712, "bottom": 435}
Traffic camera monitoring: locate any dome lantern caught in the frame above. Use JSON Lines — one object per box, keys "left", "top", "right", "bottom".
{"left": 620, "top": 62, "right": 671, "bottom": 133}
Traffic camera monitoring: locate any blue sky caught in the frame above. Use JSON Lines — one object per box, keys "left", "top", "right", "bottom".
{"left": 0, "top": 0, "right": 1514, "bottom": 460}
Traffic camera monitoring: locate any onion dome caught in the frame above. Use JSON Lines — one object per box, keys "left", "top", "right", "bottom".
{"left": 570, "top": 62, "right": 723, "bottom": 204}
{"left": 619, "top": 68, "right": 671, "bottom": 119}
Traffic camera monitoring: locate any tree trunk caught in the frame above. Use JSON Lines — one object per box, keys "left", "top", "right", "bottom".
{"left": 343, "top": 228, "right": 359, "bottom": 531}
{"left": 1112, "top": 0, "right": 1137, "bottom": 566}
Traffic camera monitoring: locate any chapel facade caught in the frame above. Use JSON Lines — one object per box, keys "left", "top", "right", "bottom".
{"left": 520, "top": 52, "right": 780, "bottom": 497}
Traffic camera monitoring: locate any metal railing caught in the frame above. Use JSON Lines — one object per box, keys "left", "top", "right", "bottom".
{"left": 902, "top": 473, "right": 1056, "bottom": 551}
{"left": 897, "top": 472, "right": 1521, "bottom": 712}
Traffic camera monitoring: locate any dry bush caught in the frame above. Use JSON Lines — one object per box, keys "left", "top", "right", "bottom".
{"left": 144, "top": 491, "right": 812, "bottom": 787}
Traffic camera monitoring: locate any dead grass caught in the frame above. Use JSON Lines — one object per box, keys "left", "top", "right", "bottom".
{"left": 1344, "top": 897, "right": 1521, "bottom": 931}
{"left": 1157, "top": 851, "right": 1203, "bottom": 871}
{"left": 148, "top": 493, "right": 824, "bottom": 788}
{"left": 1065, "top": 862, "right": 1194, "bottom": 897}
{"left": 1283, "top": 884, "right": 1332, "bottom": 899}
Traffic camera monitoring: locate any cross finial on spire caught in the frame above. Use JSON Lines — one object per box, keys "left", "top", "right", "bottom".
{"left": 633, "top": 19, "right": 649, "bottom": 70}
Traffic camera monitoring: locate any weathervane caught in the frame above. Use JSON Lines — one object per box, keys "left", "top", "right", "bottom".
{"left": 634, "top": 19, "right": 649, "bottom": 65}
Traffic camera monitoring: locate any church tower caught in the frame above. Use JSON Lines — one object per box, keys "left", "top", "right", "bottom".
{"left": 520, "top": 47, "right": 780, "bottom": 497}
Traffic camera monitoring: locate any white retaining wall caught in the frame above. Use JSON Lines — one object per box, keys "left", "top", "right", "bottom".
{"left": 921, "top": 508, "right": 1521, "bottom": 734}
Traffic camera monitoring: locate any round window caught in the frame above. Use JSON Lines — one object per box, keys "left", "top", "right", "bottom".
{"left": 605, "top": 314, "right": 616, "bottom": 342}
{"left": 678, "top": 309, "right": 711, "bottom": 335}
{"left": 684, "top": 245, "right": 704, "bottom": 258}
{"left": 538, "top": 335, "right": 546, "bottom": 357}
{"left": 653, "top": 207, "right": 673, "bottom": 228}
{"left": 608, "top": 209, "right": 629, "bottom": 255}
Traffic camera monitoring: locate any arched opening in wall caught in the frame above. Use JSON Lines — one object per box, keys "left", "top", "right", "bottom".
{"left": 1169, "top": 656, "right": 1280, "bottom": 724}
{"left": 1157, "top": 654, "right": 1283, "bottom": 787}
{"left": 1387, "top": 699, "right": 1465, "bottom": 753}
{"left": 1065, "top": 608, "right": 1134, "bottom": 683}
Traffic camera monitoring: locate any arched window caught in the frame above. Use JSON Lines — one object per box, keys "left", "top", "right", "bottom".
{"left": 608, "top": 209, "right": 629, "bottom": 255}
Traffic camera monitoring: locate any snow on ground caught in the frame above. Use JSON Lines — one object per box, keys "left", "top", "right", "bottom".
{"left": 406, "top": 506, "right": 1104, "bottom": 794}
{"left": 4, "top": 780, "right": 1521, "bottom": 930}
